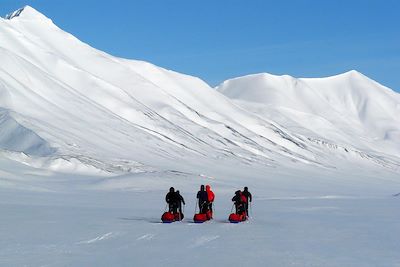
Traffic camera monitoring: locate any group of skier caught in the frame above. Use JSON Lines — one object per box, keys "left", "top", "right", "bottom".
{"left": 196, "top": 184, "right": 215, "bottom": 215}
{"left": 232, "top": 186, "right": 252, "bottom": 215}
{"left": 163, "top": 184, "right": 252, "bottom": 223}
{"left": 165, "top": 187, "right": 186, "bottom": 217}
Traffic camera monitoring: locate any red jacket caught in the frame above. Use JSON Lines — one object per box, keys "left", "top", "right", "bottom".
{"left": 206, "top": 185, "right": 215, "bottom": 202}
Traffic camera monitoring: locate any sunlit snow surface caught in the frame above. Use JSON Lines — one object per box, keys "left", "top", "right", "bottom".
{"left": 0, "top": 6, "right": 400, "bottom": 267}
{"left": 1, "top": 189, "right": 399, "bottom": 267}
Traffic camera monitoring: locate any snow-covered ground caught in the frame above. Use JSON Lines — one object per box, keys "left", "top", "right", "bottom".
{"left": 1, "top": 180, "right": 400, "bottom": 267}
{"left": 0, "top": 6, "right": 400, "bottom": 267}
{"left": 1, "top": 156, "right": 399, "bottom": 266}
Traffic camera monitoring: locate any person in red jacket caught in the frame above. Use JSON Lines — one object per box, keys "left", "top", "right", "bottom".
{"left": 205, "top": 185, "right": 215, "bottom": 215}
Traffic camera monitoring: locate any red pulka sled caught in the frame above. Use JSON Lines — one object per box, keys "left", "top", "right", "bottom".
{"left": 161, "top": 212, "right": 184, "bottom": 223}
{"left": 228, "top": 211, "right": 247, "bottom": 223}
{"left": 193, "top": 210, "right": 212, "bottom": 223}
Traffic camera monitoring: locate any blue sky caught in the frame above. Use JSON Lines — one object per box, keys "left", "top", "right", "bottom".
{"left": 2, "top": 0, "right": 400, "bottom": 91}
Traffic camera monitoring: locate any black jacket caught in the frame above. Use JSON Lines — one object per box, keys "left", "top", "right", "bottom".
{"left": 197, "top": 190, "right": 208, "bottom": 203}
{"left": 166, "top": 192, "right": 178, "bottom": 204}
{"left": 177, "top": 193, "right": 185, "bottom": 205}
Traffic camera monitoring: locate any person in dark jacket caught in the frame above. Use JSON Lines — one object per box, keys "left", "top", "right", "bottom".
{"left": 176, "top": 190, "right": 185, "bottom": 216}
{"left": 165, "top": 187, "right": 179, "bottom": 213}
{"left": 242, "top": 186, "right": 252, "bottom": 215}
{"left": 232, "top": 190, "right": 245, "bottom": 214}
{"left": 196, "top": 185, "right": 208, "bottom": 213}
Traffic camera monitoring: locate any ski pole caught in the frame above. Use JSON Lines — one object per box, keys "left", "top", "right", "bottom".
{"left": 212, "top": 202, "right": 215, "bottom": 218}
{"left": 181, "top": 203, "right": 185, "bottom": 221}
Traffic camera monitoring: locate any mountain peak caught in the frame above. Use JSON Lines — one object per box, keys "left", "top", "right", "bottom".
{"left": 334, "top": 70, "right": 365, "bottom": 79}
{"left": 5, "top": 6, "right": 49, "bottom": 21}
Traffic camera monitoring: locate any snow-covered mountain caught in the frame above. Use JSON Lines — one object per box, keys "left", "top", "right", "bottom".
{"left": 217, "top": 71, "right": 400, "bottom": 158}
{"left": 0, "top": 6, "right": 399, "bottom": 180}
{"left": 1, "top": 7, "right": 400, "bottom": 267}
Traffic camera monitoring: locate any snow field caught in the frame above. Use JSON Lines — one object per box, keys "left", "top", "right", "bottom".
{"left": 1, "top": 189, "right": 399, "bottom": 267}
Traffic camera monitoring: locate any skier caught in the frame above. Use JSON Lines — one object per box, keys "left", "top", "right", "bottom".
{"left": 229, "top": 190, "right": 248, "bottom": 223}
{"left": 196, "top": 185, "right": 208, "bottom": 213}
{"left": 176, "top": 190, "right": 185, "bottom": 217}
{"left": 232, "top": 190, "right": 246, "bottom": 214}
{"left": 206, "top": 184, "right": 215, "bottom": 215}
{"left": 242, "top": 186, "right": 252, "bottom": 215}
{"left": 165, "top": 187, "right": 179, "bottom": 214}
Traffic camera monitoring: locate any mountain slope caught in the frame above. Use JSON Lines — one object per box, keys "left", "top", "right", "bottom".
{"left": 0, "top": 6, "right": 399, "bottom": 179}
{"left": 217, "top": 71, "right": 400, "bottom": 157}
{"left": 0, "top": 6, "right": 324, "bottom": 176}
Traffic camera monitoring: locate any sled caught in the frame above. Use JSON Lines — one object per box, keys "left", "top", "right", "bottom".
{"left": 193, "top": 210, "right": 213, "bottom": 223}
{"left": 161, "top": 212, "right": 184, "bottom": 223}
{"left": 228, "top": 212, "right": 247, "bottom": 223}
{"left": 161, "top": 212, "right": 175, "bottom": 223}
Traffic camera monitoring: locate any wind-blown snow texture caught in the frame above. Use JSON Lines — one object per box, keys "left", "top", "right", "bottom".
{"left": 0, "top": 6, "right": 399, "bottom": 267}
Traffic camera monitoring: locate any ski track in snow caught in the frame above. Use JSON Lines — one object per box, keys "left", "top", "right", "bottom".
{"left": 136, "top": 233, "right": 156, "bottom": 241}
{"left": 77, "top": 232, "right": 116, "bottom": 244}
{"left": 191, "top": 235, "right": 220, "bottom": 247}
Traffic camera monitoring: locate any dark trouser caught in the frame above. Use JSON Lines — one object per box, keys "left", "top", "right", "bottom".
{"left": 235, "top": 203, "right": 245, "bottom": 214}
{"left": 178, "top": 203, "right": 183, "bottom": 215}
{"left": 169, "top": 202, "right": 178, "bottom": 213}
{"left": 244, "top": 202, "right": 249, "bottom": 215}
{"left": 199, "top": 201, "right": 208, "bottom": 213}
{"left": 208, "top": 202, "right": 213, "bottom": 213}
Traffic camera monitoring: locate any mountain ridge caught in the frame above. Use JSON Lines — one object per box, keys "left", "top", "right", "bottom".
{"left": 1, "top": 6, "right": 399, "bottom": 177}
{"left": 5, "top": 5, "right": 49, "bottom": 21}
{"left": 217, "top": 69, "right": 400, "bottom": 158}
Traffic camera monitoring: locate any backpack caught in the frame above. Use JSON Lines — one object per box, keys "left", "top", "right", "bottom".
{"left": 240, "top": 193, "right": 247, "bottom": 203}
